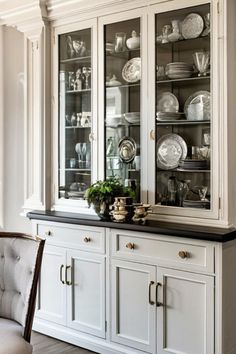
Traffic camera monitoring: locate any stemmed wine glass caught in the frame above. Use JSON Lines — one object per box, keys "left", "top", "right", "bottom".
{"left": 82, "top": 67, "right": 91, "bottom": 90}
{"left": 75, "top": 143, "right": 83, "bottom": 168}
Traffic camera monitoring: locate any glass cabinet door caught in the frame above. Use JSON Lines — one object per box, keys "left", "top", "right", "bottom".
{"left": 58, "top": 27, "right": 93, "bottom": 201}
{"left": 155, "top": 4, "right": 211, "bottom": 210}
{"left": 104, "top": 18, "right": 141, "bottom": 202}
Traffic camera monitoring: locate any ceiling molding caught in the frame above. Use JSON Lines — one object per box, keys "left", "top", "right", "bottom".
{"left": 0, "top": 0, "right": 48, "bottom": 38}
{"left": 0, "top": 0, "right": 146, "bottom": 34}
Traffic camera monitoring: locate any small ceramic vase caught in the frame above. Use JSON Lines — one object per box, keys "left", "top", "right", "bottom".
{"left": 126, "top": 30, "right": 140, "bottom": 50}
{"left": 168, "top": 20, "right": 182, "bottom": 42}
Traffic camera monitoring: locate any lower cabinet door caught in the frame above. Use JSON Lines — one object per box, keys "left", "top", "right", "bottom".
{"left": 111, "top": 259, "right": 156, "bottom": 353}
{"left": 66, "top": 250, "right": 106, "bottom": 338}
{"left": 156, "top": 267, "right": 214, "bottom": 354}
{"left": 36, "top": 244, "right": 67, "bottom": 325}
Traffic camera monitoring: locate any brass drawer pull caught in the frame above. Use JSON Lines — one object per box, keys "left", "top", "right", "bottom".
{"left": 156, "top": 282, "right": 163, "bottom": 307}
{"left": 126, "top": 242, "right": 135, "bottom": 250}
{"left": 60, "top": 264, "right": 65, "bottom": 284}
{"left": 45, "top": 230, "right": 52, "bottom": 236}
{"left": 149, "top": 281, "right": 155, "bottom": 305}
{"left": 84, "top": 237, "right": 91, "bottom": 243}
{"left": 65, "top": 265, "right": 72, "bottom": 286}
{"left": 178, "top": 251, "right": 189, "bottom": 259}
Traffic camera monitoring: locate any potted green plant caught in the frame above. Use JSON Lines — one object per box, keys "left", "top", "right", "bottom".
{"left": 84, "top": 177, "right": 134, "bottom": 220}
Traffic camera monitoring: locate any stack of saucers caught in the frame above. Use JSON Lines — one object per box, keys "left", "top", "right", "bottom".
{"left": 156, "top": 111, "right": 185, "bottom": 121}
{"left": 178, "top": 159, "right": 208, "bottom": 170}
{"left": 166, "top": 62, "right": 194, "bottom": 79}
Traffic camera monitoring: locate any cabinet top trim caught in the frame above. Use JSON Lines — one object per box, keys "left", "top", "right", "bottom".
{"left": 27, "top": 210, "right": 236, "bottom": 243}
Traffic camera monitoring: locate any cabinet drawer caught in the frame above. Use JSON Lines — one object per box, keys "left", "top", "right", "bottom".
{"left": 111, "top": 230, "right": 214, "bottom": 273}
{"left": 37, "top": 222, "right": 105, "bottom": 253}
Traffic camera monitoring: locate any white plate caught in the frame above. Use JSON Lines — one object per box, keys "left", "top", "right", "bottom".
{"left": 157, "top": 134, "right": 187, "bottom": 170}
{"left": 182, "top": 13, "right": 204, "bottom": 39}
{"left": 157, "top": 92, "right": 179, "bottom": 113}
{"left": 184, "top": 91, "right": 210, "bottom": 120}
{"left": 122, "top": 57, "right": 141, "bottom": 83}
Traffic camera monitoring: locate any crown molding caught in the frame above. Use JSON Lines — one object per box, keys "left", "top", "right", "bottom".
{"left": 0, "top": 0, "right": 148, "bottom": 33}
{"left": 0, "top": 0, "right": 48, "bottom": 38}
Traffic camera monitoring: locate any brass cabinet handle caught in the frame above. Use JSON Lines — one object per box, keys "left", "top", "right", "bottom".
{"left": 150, "top": 129, "right": 155, "bottom": 141}
{"left": 45, "top": 230, "right": 52, "bottom": 236}
{"left": 65, "top": 265, "right": 72, "bottom": 286}
{"left": 60, "top": 264, "right": 65, "bottom": 284}
{"left": 178, "top": 251, "right": 189, "bottom": 259}
{"left": 156, "top": 282, "right": 163, "bottom": 307}
{"left": 126, "top": 242, "right": 135, "bottom": 250}
{"left": 89, "top": 132, "right": 95, "bottom": 142}
{"left": 149, "top": 281, "right": 155, "bottom": 305}
{"left": 84, "top": 237, "right": 91, "bottom": 243}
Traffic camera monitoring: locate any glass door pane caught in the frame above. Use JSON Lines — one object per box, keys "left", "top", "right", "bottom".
{"left": 58, "top": 28, "right": 92, "bottom": 200}
{"left": 104, "top": 18, "right": 141, "bottom": 202}
{"left": 155, "top": 4, "right": 211, "bottom": 210}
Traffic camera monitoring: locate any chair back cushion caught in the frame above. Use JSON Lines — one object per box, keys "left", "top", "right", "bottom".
{"left": 0, "top": 234, "right": 44, "bottom": 330}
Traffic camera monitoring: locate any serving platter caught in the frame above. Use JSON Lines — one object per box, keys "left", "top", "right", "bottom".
{"left": 157, "top": 133, "right": 187, "bottom": 170}
{"left": 118, "top": 136, "right": 137, "bottom": 163}
{"left": 181, "top": 13, "right": 204, "bottom": 39}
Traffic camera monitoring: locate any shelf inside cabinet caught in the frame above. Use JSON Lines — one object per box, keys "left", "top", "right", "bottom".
{"left": 65, "top": 126, "right": 91, "bottom": 129}
{"left": 63, "top": 168, "right": 91, "bottom": 172}
{"left": 156, "top": 76, "right": 210, "bottom": 84}
{"left": 157, "top": 168, "right": 210, "bottom": 173}
{"left": 66, "top": 89, "right": 91, "bottom": 94}
{"left": 156, "top": 119, "right": 210, "bottom": 126}
{"left": 106, "top": 48, "right": 140, "bottom": 58}
{"left": 106, "top": 83, "right": 140, "bottom": 89}
{"left": 106, "top": 123, "right": 140, "bottom": 128}
{"left": 60, "top": 56, "right": 91, "bottom": 64}
{"left": 156, "top": 35, "right": 210, "bottom": 48}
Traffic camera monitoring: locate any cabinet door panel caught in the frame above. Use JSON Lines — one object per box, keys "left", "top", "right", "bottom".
{"left": 111, "top": 259, "right": 156, "bottom": 353}
{"left": 36, "top": 244, "right": 67, "bottom": 325}
{"left": 67, "top": 250, "right": 105, "bottom": 338}
{"left": 157, "top": 267, "right": 214, "bottom": 354}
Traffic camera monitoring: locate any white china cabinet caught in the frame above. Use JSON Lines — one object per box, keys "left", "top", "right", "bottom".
{"left": 50, "top": 0, "right": 230, "bottom": 227}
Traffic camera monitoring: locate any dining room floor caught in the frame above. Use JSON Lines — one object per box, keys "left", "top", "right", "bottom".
{"left": 31, "top": 331, "right": 97, "bottom": 354}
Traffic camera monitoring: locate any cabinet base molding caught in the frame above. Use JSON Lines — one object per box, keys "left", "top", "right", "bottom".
{"left": 33, "top": 320, "right": 144, "bottom": 354}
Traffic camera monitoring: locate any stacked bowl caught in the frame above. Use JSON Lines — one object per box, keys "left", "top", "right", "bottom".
{"left": 166, "top": 62, "right": 194, "bottom": 79}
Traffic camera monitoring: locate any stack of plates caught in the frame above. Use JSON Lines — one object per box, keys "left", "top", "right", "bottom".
{"left": 156, "top": 112, "right": 185, "bottom": 121}
{"left": 166, "top": 62, "right": 194, "bottom": 79}
{"left": 183, "top": 200, "right": 210, "bottom": 209}
{"left": 179, "top": 159, "right": 208, "bottom": 170}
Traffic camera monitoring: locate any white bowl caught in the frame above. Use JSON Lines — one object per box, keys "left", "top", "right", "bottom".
{"left": 124, "top": 112, "right": 140, "bottom": 124}
{"left": 106, "top": 115, "right": 124, "bottom": 126}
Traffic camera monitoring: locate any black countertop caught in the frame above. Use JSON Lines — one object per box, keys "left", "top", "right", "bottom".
{"left": 27, "top": 210, "right": 236, "bottom": 243}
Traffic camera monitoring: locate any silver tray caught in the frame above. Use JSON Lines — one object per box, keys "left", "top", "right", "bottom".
{"left": 122, "top": 57, "right": 141, "bottom": 83}
{"left": 157, "top": 134, "right": 187, "bottom": 170}
{"left": 118, "top": 137, "right": 137, "bottom": 163}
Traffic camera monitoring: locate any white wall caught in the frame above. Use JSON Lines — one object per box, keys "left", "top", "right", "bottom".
{"left": 2, "top": 26, "right": 30, "bottom": 232}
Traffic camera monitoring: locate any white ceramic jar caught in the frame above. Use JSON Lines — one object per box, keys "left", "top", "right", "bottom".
{"left": 126, "top": 30, "right": 140, "bottom": 50}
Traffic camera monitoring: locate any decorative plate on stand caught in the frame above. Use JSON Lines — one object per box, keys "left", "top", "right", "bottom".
{"left": 122, "top": 57, "right": 141, "bottom": 83}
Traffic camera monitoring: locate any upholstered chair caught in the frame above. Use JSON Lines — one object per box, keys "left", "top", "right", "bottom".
{"left": 0, "top": 232, "right": 45, "bottom": 354}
